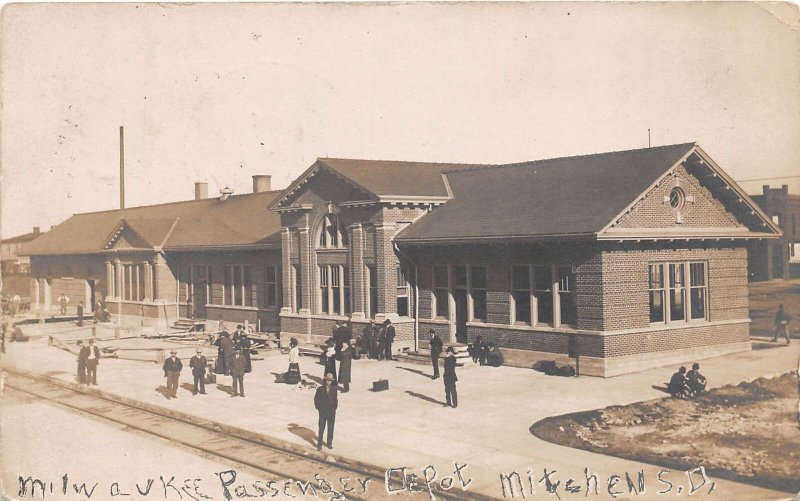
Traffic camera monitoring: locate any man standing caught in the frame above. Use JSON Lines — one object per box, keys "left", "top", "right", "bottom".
{"left": 76, "top": 340, "right": 86, "bottom": 384}
{"left": 230, "top": 349, "right": 246, "bottom": 397}
{"left": 314, "top": 372, "right": 338, "bottom": 450}
{"left": 773, "top": 304, "right": 791, "bottom": 344}
{"left": 429, "top": 329, "right": 443, "bottom": 380}
{"left": 163, "top": 349, "right": 183, "bottom": 399}
{"left": 339, "top": 339, "right": 354, "bottom": 393}
{"left": 58, "top": 293, "right": 70, "bottom": 316}
{"left": 81, "top": 339, "right": 100, "bottom": 385}
{"left": 220, "top": 331, "right": 235, "bottom": 375}
{"left": 368, "top": 320, "right": 379, "bottom": 359}
{"left": 76, "top": 301, "right": 84, "bottom": 327}
{"left": 383, "top": 319, "right": 395, "bottom": 361}
{"left": 443, "top": 347, "right": 458, "bottom": 408}
{"left": 332, "top": 321, "right": 343, "bottom": 354}
{"left": 189, "top": 348, "right": 207, "bottom": 395}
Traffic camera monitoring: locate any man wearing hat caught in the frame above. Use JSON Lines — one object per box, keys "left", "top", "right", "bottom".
{"left": 189, "top": 348, "right": 208, "bottom": 395}
{"left": 80, "top": 339, "right": 101, "bottom": 385}
{"left": 163, "top": 349, "right": 183, "bottom": 399}
{"left": 230, "top": 349, "right": 247, "bottom": 397}
{"left": 314, "top": 372, "right": 338, "bottom": 450}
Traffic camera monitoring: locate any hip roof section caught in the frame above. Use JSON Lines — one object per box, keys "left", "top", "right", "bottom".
{"left": 22, "top": 190, "right": 283, "bottom": 256}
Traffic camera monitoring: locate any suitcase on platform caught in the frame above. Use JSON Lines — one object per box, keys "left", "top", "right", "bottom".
{"left": 372, "top": 379, "right": 389, "bottom": 392}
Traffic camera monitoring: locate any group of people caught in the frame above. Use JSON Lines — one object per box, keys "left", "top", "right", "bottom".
{"left": 74, "top": 339, "right": 100, "bottom": 385}
{"left": 357, "top": 319, "right": 396, "bottom": 361}
{"left": 211, "top": 325, "right": 253, "bottom": 397}
{"left": 467, "top": 335, "right": 503, "bottom": 367}
{"left": 667, "top": 363, "right": 708, "bottom": 399}
{"left": 161, "top": 348, "right": 213, "bottom": 398}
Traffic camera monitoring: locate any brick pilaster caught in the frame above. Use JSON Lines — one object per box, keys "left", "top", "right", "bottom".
{"left": 349, "top": 223, "right": 365, "bottom": 319}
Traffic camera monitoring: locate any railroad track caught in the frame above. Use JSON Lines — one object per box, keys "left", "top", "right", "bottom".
{"left": 2, "top": 369, "right": 495, "bottom": 501}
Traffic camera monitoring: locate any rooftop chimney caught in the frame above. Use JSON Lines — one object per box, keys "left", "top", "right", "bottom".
{"left": 219, "top": 186, "right": 234, "bottom": 201}
{"left": 252, "top": 175, "right": 272, "bottom": 193}
{"left": 33, "top": 227, "right": 40, "bottom": 234}
{"left": 782, "top": 184, "right": 789, "bottom": 194}
{"left": 763, "top": 185, "right": 770, "bottom": 196}
{"left": 195, "top": 182, "right": 208, "bottom": 200}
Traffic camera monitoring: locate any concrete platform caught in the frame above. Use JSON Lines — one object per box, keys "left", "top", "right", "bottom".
{"left": 1, "top": 323, "right": 797, "bottom": 501}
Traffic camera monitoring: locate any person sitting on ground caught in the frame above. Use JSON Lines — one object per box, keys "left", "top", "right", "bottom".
{"left": 686, "top": 362, "right": 707, "bottom": 397}
{"left": 486, "top": 343, "right": 504, "bottom": 367}
{"left": 667, "top": 366, "right": 691, "bottom": 398}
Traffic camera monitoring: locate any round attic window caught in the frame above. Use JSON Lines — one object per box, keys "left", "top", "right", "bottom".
{"left": 669, "top": 187, "right": 686, "bottom": 210}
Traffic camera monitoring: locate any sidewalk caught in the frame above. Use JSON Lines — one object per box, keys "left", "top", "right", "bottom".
{"left": 1, "top": 329, "right": 797, "bottom": 501}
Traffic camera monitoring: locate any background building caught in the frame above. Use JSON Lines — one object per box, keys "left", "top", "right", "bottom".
{"left": 747, "top": 184, "right": 799, "bottom": 280}
{"left": 1, "top": 227, "right": 42, "bottom": 309}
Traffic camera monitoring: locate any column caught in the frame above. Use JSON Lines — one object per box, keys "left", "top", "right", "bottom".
{"left": 84, "top": 280, "right": 92, "bottom": 312}
{"left": 280, "top": 228, "right": 293, "bottom": 314}
{"left": 43, "top": 279, "right": 52, "bottom": 314}
{"left": 298, "top": 222, "right": 312, "bottom": 315}
{"left": 33, "top": 278, "right": 40, "bottom": 312}
{"left": 375, "top": 222, "right": 397, "bottom": 317}
{"left": 114, "top": 259, "right": 123, "bottom": 299}
{"left": 144, "top": 261, "right": 153, "bottom": 301}
{"left": 105, "top": 261, "right": 114, "bottom": 301}
{"left": 349, "top": 224, "right": 365, "bottom": 319}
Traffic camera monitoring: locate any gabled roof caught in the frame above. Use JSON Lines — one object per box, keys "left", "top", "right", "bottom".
{"left": 396, "top": 143, "right": 780, "bottom": 243}
{"left": 270, "top": 158, "right": 463, "bottom": 209}
{"left": 22, "top": 191, "right": 283, "bottom": 256}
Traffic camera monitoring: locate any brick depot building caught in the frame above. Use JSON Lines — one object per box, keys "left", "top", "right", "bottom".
{"left": 23, "top": 143, "right": 780, "bottom": 376}
{"left": 747, "top": 184, "right": 800, "bottom": 280}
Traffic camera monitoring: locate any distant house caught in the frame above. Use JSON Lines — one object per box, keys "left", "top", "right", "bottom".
{"left": 747, "top": 184, "right": 799, "bottom": 280}
{"left": 1, "top": 227, "right": 43, "bottom": 302}
{"left": 23, "top": 144, "right": 780, "bottom": 376}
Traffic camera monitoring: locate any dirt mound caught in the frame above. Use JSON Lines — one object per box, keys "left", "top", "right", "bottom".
{"left": 531, "top": 373, "right": 800, "bottom": 493}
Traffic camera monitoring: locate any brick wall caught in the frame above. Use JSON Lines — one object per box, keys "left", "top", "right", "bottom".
{"left": 600, "top": 244, "right": 749, "bottom": 331}
{"left": 616, "top": 164, "right": 742, "bottom": 229}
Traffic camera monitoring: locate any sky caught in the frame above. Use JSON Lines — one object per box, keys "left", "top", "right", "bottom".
{"left": 1, "top": 2, "right": 798, "bottom": 238}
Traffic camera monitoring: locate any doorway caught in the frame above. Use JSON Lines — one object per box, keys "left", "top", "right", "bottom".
{"left": 189, "top": 265, "right": 208, "bottom": 319}
{"left": 454, "top": 289, "right": 468, "bottom": 344}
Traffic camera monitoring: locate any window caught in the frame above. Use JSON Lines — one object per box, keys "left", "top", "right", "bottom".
{"left": 397, "top": 266, "right": 409, "bottom": 317}
{"left": 343, "top": 267, "right": 350, "bottom": 315}
{"left": 111, "top": 263, "right": 118, "bottom": 297}
{"left": 649, "top": 261, "right": 708, "bottom": 324}
{"left": 533, "top": 266, "right": 553, "bottom": 325}
{"left": 471, "top": 266, "right": 487, "bottom": 322}
{"left": 319, "top": 265, "right": 329, "bottom": 314}
{"left": 122, "top": 264, "right": 145, "bottom": 302}
{"left": 293, "top": 264, "right": 302, "bottom": 312}
{"left": 223, "top": 265, "right": 250, "bottom": 306}
{"left": 512, "top": 265, "right": 531, "bottom": 324}
{"left": 318, "top": 214, "right": 347, "bottom": 249}
{"left": 669, "top": 187, "right": 686, "bottom": 210}
{"left": 648, "top": 264, "right": 665, "bottom": 323}
{"left": 668, "top": 263, "right": 686, "bottom": 322}
{"left": 433, "top": 265, "right": 449, "bottom": 318}
{"left": 368, "top": 265, "right": 378, "bottom": 318}
{"left": 264, "top": 266, "right": 278, "bottom": 308}
{"left": 689, "top": 262, "right": 707, "bottom": 320}
{"left": 558, "top": 266, "right": 576, "bottom": 326}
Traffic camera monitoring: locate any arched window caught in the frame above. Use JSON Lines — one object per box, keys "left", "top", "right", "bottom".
{"left": 318, "top": 214, "right": 347, "bottom": 249}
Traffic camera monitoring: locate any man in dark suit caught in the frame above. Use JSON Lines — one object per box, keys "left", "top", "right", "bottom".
{"left": 76, "top": 301, "right": 84, "bottom": 327}
{"left": 383, "top": 319, "right": 395, "bottom": 361}
{"left": 80, "top": 339, "right": 101, "bottom": 385}
{"left": 429, "top": 329, "right": 443, "bottom": 380}
{"left": 76, "top": 340, "right": 86, "bottom": 384}
{"left": 230, "top": 349, "right": 247, "bottom": 397}
{"left": 314, "top": 372, "right": 338, "bottom": 450}
{"left": 443, "top": 346, "right": 458, "bottom": 408}
{"left": 163, "top": 349, "right": 183, "bottom": 398}
{"left": 189, "top": 348, "right": 207, "bottom": 395}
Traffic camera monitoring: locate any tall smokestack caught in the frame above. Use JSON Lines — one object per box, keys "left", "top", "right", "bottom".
{"left": 119, "top": 126, "right": 125, "bottom": 209}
